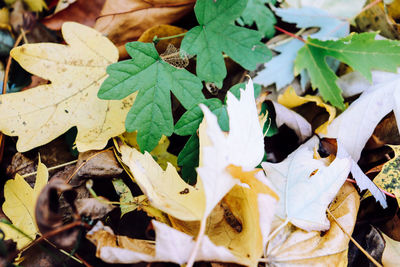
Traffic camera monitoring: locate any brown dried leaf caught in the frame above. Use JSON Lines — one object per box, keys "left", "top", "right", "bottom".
{"left": 76, "top": 197, "right": 115, "bottom": 220}
{"left": 76, "top": 149, "right": 123, "bottom": 179}
{"left": 94, "top": 0, "right": 195, "bottom": 53}
{"left": 41, "top": 0, "right": 105, "bottom": 31}
{"left": 35, "top": 178, "right": 79, "bottom": 250}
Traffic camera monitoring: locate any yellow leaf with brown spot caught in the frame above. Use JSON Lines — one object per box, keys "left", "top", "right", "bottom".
{"left": 1, "top": 22, "right": 134, "bottom": 152}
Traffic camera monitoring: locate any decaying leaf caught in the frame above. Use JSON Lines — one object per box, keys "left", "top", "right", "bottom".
{"left": 266, "top": 183, "right": 360, "bottom": 266}
{"left": 278, "top": 86, "right": 336, "bottom": 134}
{"left": 112, "top": 178, "right": 147, "bottom": 218}
{"left": 370, "top": 145, "right": 400, "bottom": 206}
{"left": 262, "top": 139, "right": 352, "bottom": 231}
{"left": 94, "top": 0, "right": 195, "bottom": 48}
{"left": 76, "top": 149, "right": 123, "bottom": 179}
{"left": 356, "top": 0, "right": 400, "bottom": 40}
{"left": 41, "top": 0, "right": 105, "bottom": 31}
{"left": 1, "top": 22, "right": 134, "bottom": 152}
{"left": 0, "top": 158, "right": 48, "bottom": 249}
{"left": 76, "top": 198, "right": 115, "bottom": 220}
{"left": 35, "top": 178, "right": 80, "bottom": 250}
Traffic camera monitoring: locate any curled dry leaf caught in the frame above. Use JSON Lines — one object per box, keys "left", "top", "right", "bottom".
{"left": 2, "top": 22, "right": 135, "bottom": 152}
{"left": 266, "top": 183, "right": 360, "bottom": 266}
{"left": 35, "top": 178, "right": 79, "bottom": 250}
{"left": 94, "top": 0, "right": 195, "bottom": 49}
{"left": 76, "top": 149, "right": 123, "bottom": 179}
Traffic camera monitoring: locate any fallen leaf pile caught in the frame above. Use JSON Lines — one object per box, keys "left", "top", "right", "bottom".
{"left": 1, "top": 0, "right": 400, "bottom": 266}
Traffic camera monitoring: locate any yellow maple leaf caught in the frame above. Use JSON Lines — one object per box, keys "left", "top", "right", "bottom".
{"left": 0, "top": 159, "right": 49, "bottom": 249}
{"left": 0, "top": 22, "right": 134, "bottom": 152}
{"left": 278, "top": 86, "right": 336, "bottom": 134}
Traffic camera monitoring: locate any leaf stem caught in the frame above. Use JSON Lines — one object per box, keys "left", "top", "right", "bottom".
{"left": 346, "top": 179, "right": 396, "bottom": 198}
{"left": 327, "top": 209, "right": 383, "bottom": 267}
{"left": 186, "top": 215, "right": 207, "bottom": 267}
{"left": 274, "top": 26, "right": 306, "bottom": 43}
{"left": 266, "top": 218, "right": 289, "bottom": 244}
{"left": 154, "top": 32, "right": 187, "bottom": 42}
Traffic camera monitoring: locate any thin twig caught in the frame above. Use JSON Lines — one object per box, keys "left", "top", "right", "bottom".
{"left": 274, "top": 26, "right": 306, "bottom": 43}
{"left": 346, "top": 178, "right": 395, "bottom": 198}
{"left": 65, "top": 148, "right": 112, "bottom": 184}
{"left": 327, "top": 209, "right": 383, "bottom": 267}
{"left": 21, "top": 159, "right": 78, "bottom": 178}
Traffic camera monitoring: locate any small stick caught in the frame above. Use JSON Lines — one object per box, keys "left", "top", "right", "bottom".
{"left": 327, "top": 209, "right": 383, "bottom": 267}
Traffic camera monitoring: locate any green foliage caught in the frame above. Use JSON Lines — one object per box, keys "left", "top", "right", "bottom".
{"left": 295, "top": 32, "right": 400, "bottom": 109}
{"left": 175, "top": 98, "right": 228, "bottom": 136}
{"left": 237, "top": 0, "right": 276, "bottom": 38}
{"left": 181, "top": 0, "right": 272, "bottom": 87}
{"left": 178, "top": 134, "right": 199, "bottom": 184}
{"left": 98, "top": 42, "right": 205, "bottom": 152}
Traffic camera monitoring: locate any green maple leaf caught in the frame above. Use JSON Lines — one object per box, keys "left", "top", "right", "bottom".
{"left": 98, "top": 42, "right": 205, "bottom": 152}
{"left": 181, "top": 0, "right": 272, "bottom": 87}
{"left": 296, "top": 32, "right": 400, "bottom": 110}
{"left": 238, "top": 0, "right": 276, "bottom": 38}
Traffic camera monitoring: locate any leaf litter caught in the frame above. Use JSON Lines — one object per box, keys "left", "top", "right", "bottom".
{"left": 1, "top": 0, "right": 400, "bottom": 266}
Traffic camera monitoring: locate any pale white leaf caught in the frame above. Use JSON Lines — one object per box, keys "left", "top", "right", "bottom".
{"left": 272, "top": 101, "right": 312, "bottom": 142}
{"left": 262, "top": 143, "right": 351, "bottom": 231}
